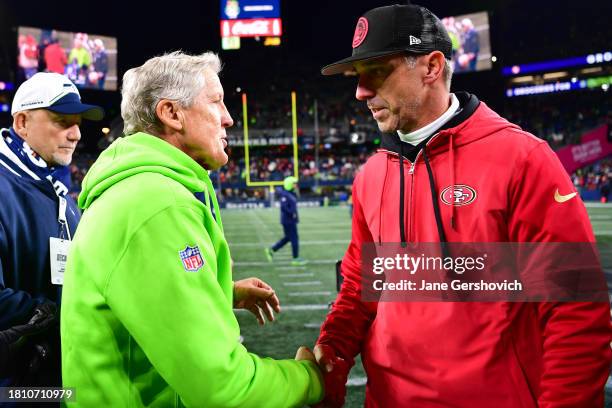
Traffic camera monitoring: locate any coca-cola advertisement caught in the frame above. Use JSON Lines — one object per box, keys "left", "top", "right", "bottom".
{"left": 220, "top": 18, "right": 282, "bottom": 38}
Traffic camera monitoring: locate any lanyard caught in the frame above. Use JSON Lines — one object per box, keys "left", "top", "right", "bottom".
{"left": 57, "top": 195, "right": 72, "bottom": 241}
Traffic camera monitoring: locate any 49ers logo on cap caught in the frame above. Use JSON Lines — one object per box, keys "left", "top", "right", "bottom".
{"left": 440, "top": 185, "right": 477, "bottom": 206}
{"left": 352, "top": 17, "right": 369, "bottom": 48}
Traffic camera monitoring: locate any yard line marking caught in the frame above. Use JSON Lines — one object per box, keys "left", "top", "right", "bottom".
{"left": 347, "top": 377, "right": 367, "bottom": 387}
{"left": 282, "top": 304, "right": 328, "bottom": 311}
{"left": 234, "top": 303, "right": 329, "bottom": 312}
{"left": 246, "top": 211, "right": 268, "bottom": 245}
{"left": 589, "top": 215, "right": 612, "bottom": 220}
{"left": 280, "top": 273, "right": 314, "bottom": 278}
{"left": 289, "top": 291, "right": 333, "bottom": 297}
{"left": 303, "top": 323, "right": 322, "bottom": 329}
{"left": 283, "top": 281, "right": 322, "bottom": 286}
{"left": 235, "top": 259, "right": 338, "bottom": 267}
{"left": 230, "top": 240, "right": 349, "bottom": 247}
{"left": 585, "top": 203, "right": 612, "bottom": 208}
{"left": 274, "top": 266, "right": 307, "bottom": 271}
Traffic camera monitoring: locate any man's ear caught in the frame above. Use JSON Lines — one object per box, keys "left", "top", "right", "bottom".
{"left": 423, "top": 51, "right": 445, "bottom": 86}
{"left": 156, "top": 99, "right": 183, "bottom": 132}
{"left": 12, "top": 112, "right": 29, "bottom": 139}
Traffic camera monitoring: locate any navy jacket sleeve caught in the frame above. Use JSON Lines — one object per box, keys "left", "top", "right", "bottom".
{"left": 0, "top": 221, "right": 39, "bottom": 330}
{"left": 280, "top": 190, "right": 298, "bottom": 223}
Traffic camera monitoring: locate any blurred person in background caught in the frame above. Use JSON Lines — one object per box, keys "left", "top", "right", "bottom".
{"left": 265, "top": 176, "right": 308, "bottom": 266}
{"left": 44, "top": 32, "right": 67, "bottom": 75}
{"left": 90, "top": 38, "right": 108, "bottom": 89}
{"left": 18, "top": 34, "right": 38, "bottom": 81}
{"left": 67, "top": 33, "right": 91, "bottom": 87}
{"left": 455, "top": 17, "right": 479, "bottom": 72}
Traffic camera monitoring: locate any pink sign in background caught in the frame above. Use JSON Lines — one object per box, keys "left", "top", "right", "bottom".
{"left": 556, "top": 124, "right": 611, "bottom": 174}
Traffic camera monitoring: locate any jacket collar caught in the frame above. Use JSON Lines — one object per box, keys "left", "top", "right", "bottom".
{"left": 380, "top": 92, "right": 480, "bottom": 158}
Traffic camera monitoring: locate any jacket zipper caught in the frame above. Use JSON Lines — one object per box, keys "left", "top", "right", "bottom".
{"left": 406, "top": 132, "right": 445, "bottom": 242}
{"left": 408, "top": 159, "right": 416, "bottom": 242}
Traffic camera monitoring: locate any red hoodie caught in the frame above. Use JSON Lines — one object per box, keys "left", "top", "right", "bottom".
{"left": 318, "top": 93, "right": 611, "bottom": 407}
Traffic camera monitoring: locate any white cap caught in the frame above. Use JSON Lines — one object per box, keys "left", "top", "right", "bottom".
{"left": 11, "top": 72, "right": 104, "bottom": 121}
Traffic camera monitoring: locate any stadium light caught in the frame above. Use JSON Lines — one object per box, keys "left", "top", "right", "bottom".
{"left": 542, "top": 71, "right": 569, "bottom": 80}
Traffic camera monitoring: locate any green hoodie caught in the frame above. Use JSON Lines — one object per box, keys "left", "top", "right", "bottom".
{"left": 61, "top": 133, "right": 323, "bottom": 407}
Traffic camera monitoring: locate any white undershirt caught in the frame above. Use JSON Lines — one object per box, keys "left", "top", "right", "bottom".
{"left": 397, "top": 93, "right": 460, "bottom": 146}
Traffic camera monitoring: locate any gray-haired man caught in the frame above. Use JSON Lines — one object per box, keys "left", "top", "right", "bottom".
{"left": 61, "top": 52, "right": 324, "bottom": 407}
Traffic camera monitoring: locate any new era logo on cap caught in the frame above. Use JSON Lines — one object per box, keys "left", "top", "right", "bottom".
{"left": 409, "top": 35, "right": 421, "bottom": 45}
{"left": 11, "top": 72, "right": 104, "bottom": 121}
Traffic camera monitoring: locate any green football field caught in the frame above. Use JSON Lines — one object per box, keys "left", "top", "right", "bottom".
{"left": 224, "top": 203, "right": 612, "bottom": 407}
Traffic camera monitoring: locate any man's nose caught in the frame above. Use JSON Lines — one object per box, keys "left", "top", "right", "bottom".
{"left": 67, "top": 124, "right": 81, "bottom": 142}
{"left": 356, "top": 77, "right": 376, "bottom": 101}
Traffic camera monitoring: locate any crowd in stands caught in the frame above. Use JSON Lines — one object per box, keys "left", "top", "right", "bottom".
{"left": 504, "top": 91, "right": 611, "bottom": 150}
{"left": 58, "top": 81, "right": 610, "bottom": 202}
{"left": 573, "top": 159, "right": 612, "bottom": 202}
{"left": 217, "top": 149, "right": 368, "bottom": 185}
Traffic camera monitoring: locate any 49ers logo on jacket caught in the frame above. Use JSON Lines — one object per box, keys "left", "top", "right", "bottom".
{"left": 440, "top": 185, "right": 477, "bottom": 206}
{"left": 179, "top": 245, "right": 205, "bottom": 272}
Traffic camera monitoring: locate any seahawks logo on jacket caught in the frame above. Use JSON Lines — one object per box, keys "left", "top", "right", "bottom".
{"left": 440, "top": 184, "right": 477, "bottom": 206}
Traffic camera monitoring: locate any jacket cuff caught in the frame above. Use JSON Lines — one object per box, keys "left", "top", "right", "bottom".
{"left": 298, "top": 359, "right": 324, "bottom": 404}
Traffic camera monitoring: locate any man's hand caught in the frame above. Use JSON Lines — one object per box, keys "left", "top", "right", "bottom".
{"left": 295, "top": 345, "right": 316, "bottom": 362}
{"left": 313, "top": 344, "right": 349, "bottom": 408}
{"left": 233, "top": 278, "right": 280, "bottom": 325}
{"left": 0, "top": 302, "right": 59, "bottom": 377}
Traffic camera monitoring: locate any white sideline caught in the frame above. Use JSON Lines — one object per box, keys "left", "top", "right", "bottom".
{"left": 347, "top": 377, "right": 367, "bottom": 387}
{"left": 585, "top": 202, "right": 612, "bottom": 208}
{"left": 280, "top": 273, "right": 314, "bottom": 278}
{"left": 283, "top": 281, "right": 322, "bottom": 287}
{"left": 235, "top": 259, "right": 338, "bottom": 266}
{"left": 289, "top": 291, "right": 333, "bottom": 297}
{"left": 230, "top": 240, "right": 349, "bottom": 247}
{"left": 234, "top": 303, "right": 330, "bottom": 312}
{"left": 274, "top": 266, "right": 307, "bottom": 270}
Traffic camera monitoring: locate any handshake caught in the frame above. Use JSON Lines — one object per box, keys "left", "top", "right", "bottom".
{"left": 295, "top": 344, "right": 350, "bottom": 408}
{"left": 233, "top": 278, "right": 351, "bottom": 406}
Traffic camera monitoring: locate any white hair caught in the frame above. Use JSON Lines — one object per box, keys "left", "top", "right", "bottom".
{"left": 443, "top": 58, "right": 453, "bottom": 91}
{"left": 121, "top": 51, "right": 222, "bottom": 136}
{"left": 405, "top": 54, "right": 453, "bottom": 91}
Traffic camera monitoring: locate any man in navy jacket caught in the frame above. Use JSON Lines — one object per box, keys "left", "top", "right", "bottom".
{"left": 265, "top": 176, "right": 307, "bottom": 266}
{"left": 0, "top": 72, "right": 103, "bottom": 389}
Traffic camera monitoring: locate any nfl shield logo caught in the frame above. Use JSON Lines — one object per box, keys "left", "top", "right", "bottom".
{"left": 179, "top": 245, "right": 204, "bottom": 272}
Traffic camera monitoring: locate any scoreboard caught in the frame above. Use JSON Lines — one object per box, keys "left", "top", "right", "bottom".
{"left": 220, "top": 0, "right": 282, "bottom": 50}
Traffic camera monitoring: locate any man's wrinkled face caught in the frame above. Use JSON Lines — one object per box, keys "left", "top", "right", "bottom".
{"left": 20, "top": 109, "right": 82, "bottom": 167}
{"left": 354, "top": 54, "right": 424, "bottom": 133}
{"left": 179, "top": 68, "right": 234, "bottom": 170}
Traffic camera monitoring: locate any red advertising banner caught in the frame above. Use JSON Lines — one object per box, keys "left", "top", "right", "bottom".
{"left": 556, "top": 124, "right": 611, "bottom": 174}
{"left": 220, "top": 18, "right": 282, "bottom": 38}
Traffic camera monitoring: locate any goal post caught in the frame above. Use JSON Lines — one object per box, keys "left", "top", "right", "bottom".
{"left": 242, "top": 91, "right": 300, "bottom": 188}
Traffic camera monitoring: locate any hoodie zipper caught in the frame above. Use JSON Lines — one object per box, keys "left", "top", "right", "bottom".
{"left": 406, "top": 132, "right": 444, "bottom": 242}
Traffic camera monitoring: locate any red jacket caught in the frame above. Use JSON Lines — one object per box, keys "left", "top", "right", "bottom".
{"left": 44, "top": 43, "right": 67, "bottom": 75}
{"left": 318, "top": 93, "right": 611, "bottom": 407}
